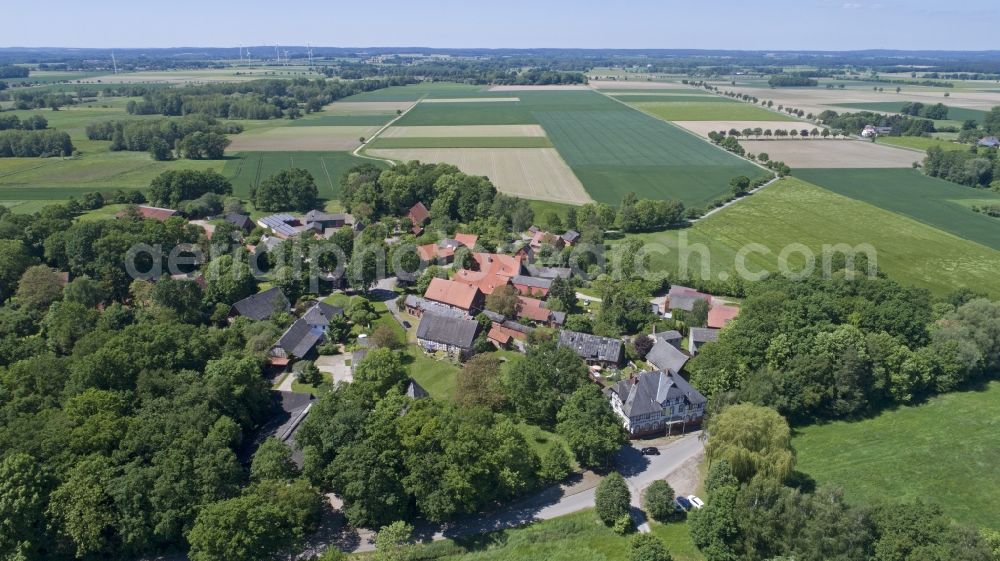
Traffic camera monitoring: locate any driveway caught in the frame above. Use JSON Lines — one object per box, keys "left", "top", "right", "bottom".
{"left": 316, "top": 354, "right": 351, "bottom": 385}
{"left": 333, "top": 432, "right": 705, "bottom": 552}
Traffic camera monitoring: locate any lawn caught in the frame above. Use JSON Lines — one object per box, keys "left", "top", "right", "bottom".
{"left": 875, "top": 136, "right": 969, "bottom": 152}
{"left": 349, "top": 510, "right": 703, "bottom": 561}
{"left": 619, "top": 177, "right": 1000, "bottom": 297}
{"left": 222, "top": 151, "right": 384, "bottom": 200}
{"left": 832, "top": 101, "right": 987, "bottom": 123}
{"left": 628, "top": 101, "right": 798, "bottom": 121}
{"left": 795, "top": 168, "right": 1000, "bottom": 251}
{"left": 793, "top": 382, "right": 1000, "bottom": 529}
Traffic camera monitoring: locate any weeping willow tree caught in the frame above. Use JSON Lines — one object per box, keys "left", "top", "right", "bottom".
{"left": 705, "top": 403, "right": 795, "bottom": 483}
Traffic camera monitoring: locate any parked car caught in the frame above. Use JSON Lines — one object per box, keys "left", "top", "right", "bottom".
{"left": 674, "top": 496, "right": 693, "bottom": 511}
{"left": 402, "top": 321, "right": 412, "bottom": 329}
{"left": 640, "top": 447, "right": 660, "bottom": 456}
{"left": 688, "top": 495, "right": 705, "bottom": 509}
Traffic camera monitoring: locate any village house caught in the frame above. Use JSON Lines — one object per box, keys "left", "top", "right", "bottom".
{"left": 257, "top": 210, "right": 352, "bottom": 240}
{"left": 978, "top": 136, "right": 1000, "bottom": 148}
{"left": 230, "top": 287, "right": 292, "bottom": 321}
{"left": 407, "top": 202, "right": 430, "bottom": 234}
{"left": 511, "top": 274, "right": 553, "bottom": 297}
{"left": 402, "top": 294, "right": 471, "bottom": 319}
{"left": 557, "top": 330, "right": 625, "bottom": 368}
{"left": 604, "top": 370, "right": 707, "bottom": 438}
{"left": 301, "top": 301, "right": 344, "bottom": 328}
{"left": 529, "top": 229, "right": 565, "bottom": 251}
{"left": 517, "top": 296, "right": 565, "bottom": 328}
{"left": 423, "top": 277, "right": 484, "bottom": 313}
{"left": 223, "top": 213, "right": 254, "bottom": 232}
{"left": 416, "top": 312, "right": 481, "bottom": 361}
{"left": 487, "top": 319, "right": 533, "bottom": 352}
{"left": 525, "top": 264, "right": 572, "bottom": 279}
{"left": 269, "top": 318, "right": 326, "bottom": 367}
{"left": 561, "top": 230, "right": 580, "bottom": 246}
{"left": 645, "top": 331, "right": 690, "bottom": 373}
{"left": 689, "top": 327, "right": 720, "bottom": 354}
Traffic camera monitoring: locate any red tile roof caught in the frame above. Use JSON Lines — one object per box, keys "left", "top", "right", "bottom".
{"left": 453, "top": 268, "right": 510, "bottom": 295}
{"left": 517, "top": 296, "right": 550, "bottom": 323}
{"left": 454, "top": 233, "right": 478, "bottom": 248}
{"left": 417, "top": 243, "right": 455, "bottom": 261}
{"left": 424, "top": 277, "right": 480, "bottom": 311}
{"left": 488, "top": 322, "right": 528, "bottom": 345}
{"left": 708, "top": 304, "right": 740, "bottom": 329}
{"left": 118, "top": 205, "right": 178, "bottom": 221}
{"left": 471, "top": 253, "right": 522, "bottom": 278}
{"left": 408, "top": 202, "right": 430, "bottom": 225}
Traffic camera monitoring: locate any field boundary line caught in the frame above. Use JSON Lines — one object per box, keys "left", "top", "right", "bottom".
{"left": 352, "top": 97, "right": 425, "bottom": 166}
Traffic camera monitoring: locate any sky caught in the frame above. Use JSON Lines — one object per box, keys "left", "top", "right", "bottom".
{"left": 6, "top": 0, "right": 999, "bottom": 51}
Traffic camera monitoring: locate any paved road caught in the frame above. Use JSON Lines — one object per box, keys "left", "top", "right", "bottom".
{"left": 346, "top": 432, "right": 704, "bottom": 552}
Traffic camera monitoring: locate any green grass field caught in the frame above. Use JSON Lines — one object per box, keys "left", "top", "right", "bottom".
{"left": 875, "top": 136, "right": 969, "bottom": 152}
{"left": 608, "top": 94, "right": 730, "bottom": 103}
{"left": 629, "top": 101, "right": 798, "bottom": 121}
{"left": 832, "top": 101, "right": 988, "bottom": 123}
{"left": 288, "top": 114, "right": 394, "bottom": 126}
{"left": 352, "top": 510, "right": 703, "bottom": 561}
{"left": 619, "top": 177, "right": 1000, "bottom": 297}
{"left": 796, "top": 168, "right": 1000, "bottom": 251}
{"left": 793, "top": 382, "right": 1000, "bottom": 529}
{"left": 222, "top": 151, "right": 384, "bottom": 200}
{"left": 368, "top": 137, "right": 553, "bottom": 149}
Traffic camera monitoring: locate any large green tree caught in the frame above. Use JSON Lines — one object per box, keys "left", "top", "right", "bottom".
{"left": 556, "top": 385, "right": 627, "bottom": 469}
{"left": 253, "top": 168, "right": 319, "bottom": 212}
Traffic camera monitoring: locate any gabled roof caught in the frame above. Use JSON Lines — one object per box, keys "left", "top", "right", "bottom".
{"left": 978, "top": 136, "right": 1000, "bottom": 147}
{"left": 471, "top": 252, "right": 523, "bottom": 278}
{"left": 406, "top": 379, "right": 430, "bottom": 399}
{"left": 302, "top": 301, "right": 344, "bottom": 327}
{"left": 646, "top": 338, "right": 690, "bottom": 374}
{"left": 408, "top": 202, "right": 430, "bottom": 225}
{"left": 668, "top": 294, "right": 705, "bottom": 312}
{"left": 424, "top": 277, "right": 480, "bottom": 311}
{"left": 417, "top": 243, "right": 454, "bottom": 261}
{"left": 561, "top": 230, "right": 580, "bottom": 243}
{"left": 273, "top": 318, "right": 326, "bottom": 358}
{"left": 454, "top": 233, "right": 478, "bottom": 248}
{"left": 517, "top": 296, "right": 551, "bottom": 323}
{"left": 525, "top": 265, "right": 572, "bottom": 279}
{"left": 707, "top": 304, "right": 740, "bottom": 329}
{"left": 403, "top": 294, "right": 470, "bottom": 319}
{"left": 668, "top": 285, "right": 710, "bottom": 300}
{"left": 258, "top": 214, "right": 302, "bottom": 238}
{"left": 416, "top": 312, "right": 480, "bottom": 350}
{"left": 607, "top": 370, "right": 706, "bottom": 418}
{"left": 224, "top": 213, "right": 254, "bottom": 230}
{"left": 511, "top": 275, "right": 553, "bottom": 290}
{"left": 558, "top": 330, "right": 623, "bottom": 364}
{"left": 654, "top": 330, "right": 683, "bottom": 345}
{"left": 453, "top": 268, "right": 510, "bottom": 296}
{"left": 232, "top": 287, "right": 291, "bottom": 320}
{"left": 303, "top": 210, "right": 346, "bottom": 223}
{"left": 118, "top": 205, "right": 178, "bottom": 221}
{"left": 690, "top": 327, "right": 720, "bottom": 344}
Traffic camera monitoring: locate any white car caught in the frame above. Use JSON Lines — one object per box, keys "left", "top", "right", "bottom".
{"left": 687, "top": 495, "right": 705, "bottom": 509}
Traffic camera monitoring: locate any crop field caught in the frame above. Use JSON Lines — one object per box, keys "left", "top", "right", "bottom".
{"left": 619, "top": 178, "right": 1000, "bottom": 297}
{"left": 628, "top": 100, "right": 799, "bottom": 121}
{"left": 793, "top": 382, "right": 1000, "bottom": 529}
{"left": 796, "top": 168, "right": 1000, "bottom": 251}
{"left": 740, "top": 139, "right": 919, "bottom": 168}
{"left": 225, "top": 126, "right": 380, "bottom": 151}
{"left": 367, "top": 147, "right": 590, "bottom": 204}
{"left": 339, "top": 83, "right": 504, "bottom": 102}
{"left": 223, "top": 151, "right": 384, "bottom": 200}
{"left": 832, "top": 101, "right": 988, "bottom": 122}
{"left": 322, "top": 100, "right": 414, "bottom": 114}
{"left": 607, "top": 94, "right": 728, "bottom": 103}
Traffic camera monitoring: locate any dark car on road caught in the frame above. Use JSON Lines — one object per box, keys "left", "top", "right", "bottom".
{"left": 675, "top": 496, "right": 693, "bottom": 511}
{"left": 640, "top": 447, "right": 660, "bottom": 456}
{"left": 402, "top": 321, "right": 412, "bottom": 329}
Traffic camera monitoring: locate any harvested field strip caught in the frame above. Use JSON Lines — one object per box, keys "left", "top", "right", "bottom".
{"left": 226, "top": 126, "right": 380, "bottom": 152}
{"left": 832, "top": 102, "right": 988, "bottom": 123}
{"left": 393, "top": 103, "right": 537, "bottom": 126}
{"left": 366, "top": 147, "right": 592, "bottom": 205}
{"left": 630, "top": 101, "right": 798, "bottom": 121}
{"left": 609, "top": 94, "right": 732, "bottom": 102}
{"left": 739, "top": 139, "right": 919, "bottom": 168}
{"left": 223, "top": 151, "right": 386, "bottom": 200}
{"left": 288, "top": 114, "right": 394, "bottom": 126}
{"left": 621, "top": 177, "right": 1000, "bottom": 297}
{"left": 380, "top": 125, "right": 546, "bottom": 138}
{"left": 420, "top": 97, "right": 520, "bottom": 103}
{"left": 368, "top": 137, "right": 552, "bottom": 149}
{"left": 796, "top": 168, "right": 1000, "bottom": 251}
{"left": 322, "top": 101, "right": 413, "bottom": 114}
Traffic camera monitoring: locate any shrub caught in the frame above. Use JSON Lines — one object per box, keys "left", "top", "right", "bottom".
{"left": 595, "top": 472, "right": 631, "bottom": 526}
